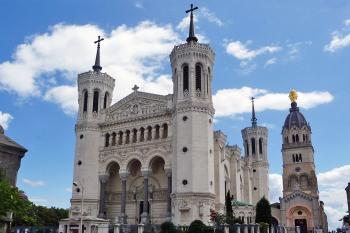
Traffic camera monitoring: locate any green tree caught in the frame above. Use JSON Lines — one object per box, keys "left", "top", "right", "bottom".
{"left": 255, "top": 196, "right": 272, "bottom": 225}
{"left": 225, "top": 191, "right": 233, "bottom": 223}
{"left": 188, "top": 220, "right": 206, "bottom": 233}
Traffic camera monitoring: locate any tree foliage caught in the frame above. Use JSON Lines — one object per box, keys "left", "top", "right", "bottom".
{"left": 225, "top": 191, "right": 233, "bottom": 221}
{"left": 255, "top": 196, "right": 272, "bottom": 225}
{"left": 0, "top": 178, "right": 68, "bottom": 227}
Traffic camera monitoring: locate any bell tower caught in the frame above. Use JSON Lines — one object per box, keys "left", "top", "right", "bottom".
{"left": 241, "top": 97, "right": 269, "bottom": 205}
{"left": 281, "top": 89, "right": 318, "bottom": 197}
{"left": 170, "top": 4, "right": 216, "bottom": 225}
{"left": 71, "top": 36, "right": 115, "bottom": 218}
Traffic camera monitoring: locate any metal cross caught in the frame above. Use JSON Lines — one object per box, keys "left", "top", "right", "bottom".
{"left": 251, "top": 97, "right": 255, "bottom": 102}
{"left": 94, "top": 35, "right": 104, "bottom": 47}
{"left": 185, "top": 3, "right": 198, "bottom": 14}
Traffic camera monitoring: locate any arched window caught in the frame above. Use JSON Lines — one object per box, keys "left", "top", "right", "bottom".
{"left": 147, "top": 126, "right": 152, "bottom": 140}
{"left": 303, "top": 134, "right": 306, "bottom": 142}
{"left": 284, "top": 137, "right": 289, "bottom": 143}
{"left": 207, "top": 67, "right": 210, "bottom": 94}
{"left": 292, "top": 154, "right": 296, "bottom": 163}
{"left": 292, "top": 135, "right": 296, "bottom": 143}
{"left": 299, "top": 154, "right": 302, "bottom": 162}
{"left": 155, "top": 125, "right": 160, "bottom": 139}
{"left": 195, "top": 64, "right": 202, "bottom": 93}
{"left": 296, "top": 134, "right": 299, "bottom": 143}
{"left": 251, "top": 138, "right": 256, "bottom": 155}
{"left": 162, "top": 124, "right": 168, "bottom": 138}
{"left": 245, "top": 140, "right": 249, "bottom": 156}
{"left": 183, "top": 65, "right": 189, "bottom": 93}
{"left": 93, "top": 90, "right": 99, "bottom": 112}
{"left": 118, "top": 131, "right": 123, "bottom": 145}
{"left": 111, "top": 132, "right": 116, "bottom": 146}
{"left": 83, "top": 90, "right": 88, "bottom": 112}
{"left": 140, "top": 127, "right": 145, "bottom": 142}
{"left": 132, "top": 129, "right": 137, "bottom": 143}
{"left": 125, "top": 130, "right": 130, "bottom": 144}
{"left": 259, "top": 138, "right": 263, "bottom": 154}
{"left": 103, "top": 92, "right": 109, "bottom": 109}
{"left": 105, "top": 133, "right": 110, "bottom": 147}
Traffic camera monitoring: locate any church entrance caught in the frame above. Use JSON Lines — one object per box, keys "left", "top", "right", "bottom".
{"left": 295, "top": 219, "right": 307, "bottom": 233}
{"left": 139, "top": 201, "right": 150, "bottom": 223}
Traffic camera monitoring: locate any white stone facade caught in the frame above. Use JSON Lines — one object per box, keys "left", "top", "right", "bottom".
{"left": 67, "top": 38, "right": 270, "bottom": 228}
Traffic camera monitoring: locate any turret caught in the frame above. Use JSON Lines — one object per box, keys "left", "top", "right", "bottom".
{"left": 170, "top": 4, "right": 216, "bottom": 225}
{"left": 241, "top": 97, "right": 269, "bottom": 205}
{"left": 71, "top": 36, "right": 115, "bottom": 218}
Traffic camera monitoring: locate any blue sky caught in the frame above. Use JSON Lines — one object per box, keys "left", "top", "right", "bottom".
{"left": 1, "top": 0, "right": 350, "bottom": 229}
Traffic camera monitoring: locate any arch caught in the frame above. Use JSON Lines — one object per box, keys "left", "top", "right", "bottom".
{"left": 182, "top": 64, "right": 189, "bottom": 93}
{"left": 288, "top": 174, "right": 299, "bottom": 189}
{"left": 259, "top": 138, "right": 263, "bottom": 154}
{"left": 82, "top": 90, "right": 88, "bottom": 112}
{"left": 99, "top": 155, "right": 123, "bottom": 176}
{"left": 132, "top": 128, "right": 137, "bottom": 143}
{"left": 292, "top": 135, "right": 296, "bottom": 143}
{"left": 195, "top": 63, "right": 202, "bottom": 93}
{"left": 300, "top": 174, "right": 309, "bottom": 189}
{"left": 126, "top": 158, "right": 142, "bottom": 176}
{"left": 106, "top": 161, "right": 120, "bottom": 175}
{"left": 147, "top": 126, "right": 152, "bottom": 140}
{"left": 111, "top": 132, "right": 116, "bottom": 146}
{"left": 144, "top": 149, "right": 170, "bottom": 169}
{"left": 245, "top": 140, "right": 249, "bottom": 156}
{"left": 139, "top": 127, "right": 145, "bottom": 142}
{"left": 103, "top": 92, "right": 109, "bottom": 109}
{"left": 296, "top": 134, "right": 299, "bottom": 143}
{"left": 287, "top": 206, "right": 314, "bottom": 229}
{"left": 118, "top": 131, "right": 123, "bottom": 145}
{"left": 149, "top": 156, "right": 166, "bottom": 174}
{"left": 251, "top": 138, "right": 256, "bottom": 155}
{"left": 154, "top": 125, "right": 160, "bottom": 139}
{"left": 162, "top": 123, "right": 168, "bottom": 138}
{"left": 105, "top": 133, "right": 110, "bottom": 147}
{"left": 125, "top": 130, "right": 130, "bottom": 144}
{"left": 93, "top": 90, "right": 99, "bottom": 112}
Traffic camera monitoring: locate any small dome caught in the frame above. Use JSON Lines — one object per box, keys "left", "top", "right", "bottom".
{"left": 283, "top": 102, "right": 309, "bottom": 130}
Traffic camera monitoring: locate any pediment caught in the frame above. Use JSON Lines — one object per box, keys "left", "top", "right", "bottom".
{"left": 105, "top": 91, "right": 172, "bottom": 122}
{"left": 283, "top": 191, "right": 316, "bottom": 203}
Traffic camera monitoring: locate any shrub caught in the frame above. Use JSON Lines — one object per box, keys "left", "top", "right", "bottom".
{"left": 188, "top": 220, "right": 206, "bottom": 233}
{"left": 160, "top": 221, "right": 177, "bottom": 233}
{"left": 258, "top": 222, "right": 269, "bottom": 233}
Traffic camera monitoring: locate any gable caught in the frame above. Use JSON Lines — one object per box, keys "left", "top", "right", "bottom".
{"left": 105, "top": 91, "right": 172, "bottom": 122}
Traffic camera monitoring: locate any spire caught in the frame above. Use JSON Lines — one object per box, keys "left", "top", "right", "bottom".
{"left": 251, "top": 97, "right": 257, "bottom": 127}
{"left": 185, "top": 4, "right": 198, "bottom": 43}
{"left": 92, "top": 36, "right": 104, "bottom": 72}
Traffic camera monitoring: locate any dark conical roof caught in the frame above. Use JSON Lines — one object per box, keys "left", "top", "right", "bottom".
{"left": 283, "top": 102, "right": 309, "bottom": 130}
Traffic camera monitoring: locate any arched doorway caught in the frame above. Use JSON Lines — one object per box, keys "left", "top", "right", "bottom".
{"left": 287, "top": 206, "right": 313, "bottom": 233}
{"left": 127, "top": 159, "right": 143, "bottom": 224}
{"left": 105, "top": 162, "right": 121, "bottom": 220}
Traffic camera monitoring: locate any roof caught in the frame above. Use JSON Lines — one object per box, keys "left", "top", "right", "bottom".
{"left": 283, "top": 102, "right": 310, "bottom": 130}
{"left": 0, "top": 126, "right": 27, "bottom": 153}
{"left": 232, "top": 199, "right": 253, "bottom": 207}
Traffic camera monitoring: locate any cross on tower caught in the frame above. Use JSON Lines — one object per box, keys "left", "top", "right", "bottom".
{"left": 132, "top": 84, "right": 139, "bottom": 92}
{"left": 185, "top": 4, "right": 198, "bottom": 43}
{"left": 93, "top": 36, "right": 104, "bottom": 72}
{"left": 94, "top": 35, "right": 104, "bottom": 48}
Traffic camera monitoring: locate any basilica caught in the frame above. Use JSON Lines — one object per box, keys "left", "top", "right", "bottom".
{"left": 59, "top": 6, "right": 327, "bottom": 233}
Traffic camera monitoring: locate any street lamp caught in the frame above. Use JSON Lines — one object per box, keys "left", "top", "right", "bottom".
{"left": 73, "top": 181, "right": 84, "bottom": 233}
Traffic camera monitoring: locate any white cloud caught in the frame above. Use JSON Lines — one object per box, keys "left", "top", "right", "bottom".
{"left": 269, "top": 173, "right": 283, "bottom": 203}
{"left": 213, "top": 87, "right": 334, "bottom": 118}
{"left": 23, "top": 178, "right": 45, "bottom": 187}
{"left": 0, "top": 22, "right": 180, "bottom": 114}
{"left": 29, "top": 197, "right": 48, "bottom": 205}
{"left": 0, "top": 111, "right": 13, "bottom": 130}
{"left": 177, "top": 15, "right": 198, "bottom": 31}
{"left": 268, "top": 165, "right": 350, "bottom": 230}
{"left": 135, "top": 1, "right": 143, "bottom": 8}
{"left": 44, "top": 85, "right": 78, "bottom": 115}
{"left": 226, "top": 41, "right": 281, "bottom": 61}
{"left": 200, "top": 7, "right": 223, "bottom": 27}
{"left": 324, "top": 19, "right": 350, "bottom": 52}
{"left": 264, "top": 57, "right": 277, "bottom": 67}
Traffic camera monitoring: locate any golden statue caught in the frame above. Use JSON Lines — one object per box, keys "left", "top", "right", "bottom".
{"left": 289, "top": 89, "right": 298, "bottom": 102}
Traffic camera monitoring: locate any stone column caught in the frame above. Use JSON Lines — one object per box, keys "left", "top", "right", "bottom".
{"left": 244, "top": 224, "right": 248, "bottom": 233}
{"left": 165, "top": 168, "right": 172, "bottom": 220}
{"left": 113, "top": 224, "right": 120, "bottom": 233}
{"left": 255, "top": 224, "right": 260, "bottom": 233}
{"left": 235, "top": 223, "right": 241, "bottom": 233}
{"left": 118, "top": 172, "right": 128, "bottom": 224}
{"left": 224, "top": 224, "right": 229, "bottom": 233}
{"left": 141, "top": 170, "right": 150, "bottom": 223}
{"left": 98, "top": 175, "right": 109, "bottom": 218}
{"left": 151, "top": 128, "right": 156, "bottom": 140}
{"left": 137, "top": 130, "right": 142, "bottom": 142}
{"left": 160, "top": 127, "right": 164, "bottom": 139}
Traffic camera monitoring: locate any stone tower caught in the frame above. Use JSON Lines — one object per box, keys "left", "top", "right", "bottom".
{"left": 241, "top": 98, "right": 269, "bottom": 205}
{"left": 170, "top": 4, "right": 216, "bottom": 225}
{"left": 71, "top": 36, "right": 115, "bottom": 218}
{"left": 281, "top": 89, "right": 318, "bottom": 198}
